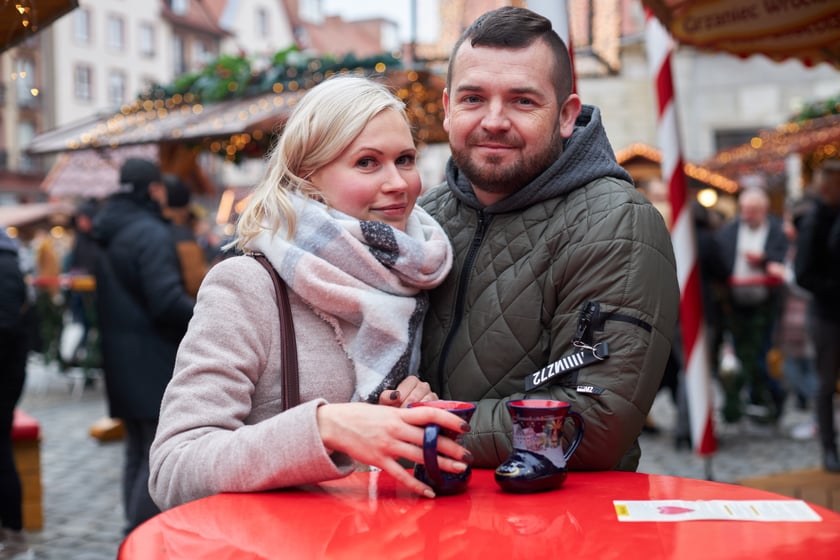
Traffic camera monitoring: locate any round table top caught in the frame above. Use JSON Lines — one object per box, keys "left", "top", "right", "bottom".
{"left": 120, "top": 469, "right": 840, "bottom": 559}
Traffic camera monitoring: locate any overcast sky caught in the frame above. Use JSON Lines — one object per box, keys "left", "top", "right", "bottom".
{"left": 320, "top": 0, "right": 441, "bottom": 43}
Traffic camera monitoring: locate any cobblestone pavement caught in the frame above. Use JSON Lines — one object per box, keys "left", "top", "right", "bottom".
{"left": 10, "top": 358, "right": 123, "bottom": 560}
{"left": 7, "top": 357, "right": 828, "bottom": 560}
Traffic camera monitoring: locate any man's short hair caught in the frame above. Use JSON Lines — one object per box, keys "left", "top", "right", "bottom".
{"left": 446, "top": 6, "right": 573, "bottom": 104}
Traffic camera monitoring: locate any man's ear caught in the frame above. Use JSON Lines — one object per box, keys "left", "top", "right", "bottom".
{"left": 558, "top": 94, "right": 582, "bottom": 138}
{"left": 442, "top": 88, "right": 451, "bottom": 133}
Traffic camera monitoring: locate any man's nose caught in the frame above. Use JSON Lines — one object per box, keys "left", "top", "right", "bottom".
{"left": 481, "top": 99, "right": 511, "bottom": 131}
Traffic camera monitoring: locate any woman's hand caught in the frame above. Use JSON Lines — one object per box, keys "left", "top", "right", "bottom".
{"left": 377, "top": 376, "right": 437, "bottom": 408}
{"left": 316, "top": 402, "right": 472, "bottom": 498}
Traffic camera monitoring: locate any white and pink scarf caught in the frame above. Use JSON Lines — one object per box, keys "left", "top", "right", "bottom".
{"left": 249, "top": 193, "right": 452, "bottom": 402}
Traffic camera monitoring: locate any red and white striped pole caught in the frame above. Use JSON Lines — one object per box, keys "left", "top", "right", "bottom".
{"left": 645, "top": 10, "right": 718, "bottom": 459}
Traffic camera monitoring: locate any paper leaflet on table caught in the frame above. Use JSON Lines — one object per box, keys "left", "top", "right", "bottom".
{"left": 613, "top": 500, "right": 822, "bottom": 522}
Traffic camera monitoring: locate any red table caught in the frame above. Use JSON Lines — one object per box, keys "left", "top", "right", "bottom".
{"left": 120, "top": 470, "right": 840, "bottom": 559}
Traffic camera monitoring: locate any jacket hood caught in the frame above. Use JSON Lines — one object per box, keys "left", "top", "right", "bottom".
{"left": 444, "top": 104, "right": 632, "bottom": 214}
{"left": 92, "top": 194, "right": 163, "bottom": 246}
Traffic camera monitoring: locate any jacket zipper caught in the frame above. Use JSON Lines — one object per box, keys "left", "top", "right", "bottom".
{"left": 436, "top": 209, "right": 491, "bottom": 390}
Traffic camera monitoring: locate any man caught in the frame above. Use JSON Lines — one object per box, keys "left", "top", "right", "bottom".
{"left": 795, "top": 160, "right": 840, "bottom": 472}
{"left": 93, "top": 158, "right": 194, "bottom": 532}
{"left": 420, "top": 7, "right": 679, "bottom": 471}
{"left": 716, "top": 185, "right": 787, "bottom": 425}
{"left": 0, "top": 229, "right": 29, "bottom": 555}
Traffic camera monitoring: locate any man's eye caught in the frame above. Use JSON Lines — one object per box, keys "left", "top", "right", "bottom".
{"left": 516, "top": 98, "right": 535, "bottom": 106}
{"left": 463, "top": 95, "right": 481, "bottom": 104}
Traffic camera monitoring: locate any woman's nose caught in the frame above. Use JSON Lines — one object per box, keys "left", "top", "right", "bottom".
{"left": 382, "top": 165, "right": 409, "bottom": 191}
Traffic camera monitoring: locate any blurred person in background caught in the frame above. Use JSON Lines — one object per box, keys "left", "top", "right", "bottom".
{"left": 715, "top": 184, "right": 788, "bottom": 425}
{"left": 0, "top": 229, "right": 30, "bottom": 556}
{"left": 794, "top": 160, "right": 840, "bottom": 472}
{"left": 62, "top": 199, "right": 102, "bottom": 372}
{"left": 92, "top": 158, "right": 195, "bottom": 533}
{"left": 162, "top": 174, "right": 208, "bottom": 299}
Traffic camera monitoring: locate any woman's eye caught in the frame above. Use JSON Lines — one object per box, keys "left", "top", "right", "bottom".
{"left": 356, "top": 157, "right": 377, "bottom": 169}
{"left": 396, "top": 154, "right": 416, "bottom": 166}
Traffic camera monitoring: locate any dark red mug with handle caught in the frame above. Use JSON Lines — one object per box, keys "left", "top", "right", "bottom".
{"left": 409, "top": 400, "right": 476, "bottom": 496}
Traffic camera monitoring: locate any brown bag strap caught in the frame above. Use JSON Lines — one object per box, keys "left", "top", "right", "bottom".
{"left": 250, "top": 253, "right": 300, "bottom": 410}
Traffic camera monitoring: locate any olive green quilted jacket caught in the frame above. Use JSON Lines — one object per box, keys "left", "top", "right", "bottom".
{"left": 419, "top": 105, "right": 679, "bottom": 472}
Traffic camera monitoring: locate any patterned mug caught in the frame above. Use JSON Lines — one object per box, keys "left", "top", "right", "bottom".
{"left": 495, "top": 399, "right": 585, "bottom": 493}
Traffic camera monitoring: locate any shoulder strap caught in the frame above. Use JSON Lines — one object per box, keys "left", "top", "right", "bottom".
{"left": 250, "top": 253, "right": 300, "bottom": 410}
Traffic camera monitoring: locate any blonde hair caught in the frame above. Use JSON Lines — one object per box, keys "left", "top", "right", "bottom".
{"left": 233, "top": 74, "right": 411, "bottom": 251}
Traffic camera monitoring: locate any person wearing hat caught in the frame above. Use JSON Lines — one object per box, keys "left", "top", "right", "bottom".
{"left": 92, "top": 157, "right": 194, "bottom": 533}
{"left": 161, "top": 174, "right": 208, "bottom": 299}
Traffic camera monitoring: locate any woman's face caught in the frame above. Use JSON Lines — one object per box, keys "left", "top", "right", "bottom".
{"left": 309, "top": 109, "right": 421, "bottom": 231}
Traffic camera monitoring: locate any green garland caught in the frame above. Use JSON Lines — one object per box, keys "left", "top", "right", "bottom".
{"left": 790, "top": 93, "right": 840, "bottom": 122}
{"left": 141, "top": 46, "right": 404, "bottom": 104}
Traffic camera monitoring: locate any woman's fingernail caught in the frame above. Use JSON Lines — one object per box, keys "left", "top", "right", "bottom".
{"left": 423, "top": 488, "right": 436, "bottom": 499}
{"left": 453, "top": 461, "right": 468, "bottom": 472}
{"left": 462, "top": 451, "right": 473, "bottom": 464}
{"left": 390, "top": 391, "right": 400, "bottom": 400}
{"left": 460, "top": 422, "right": 471, "bottom": 432}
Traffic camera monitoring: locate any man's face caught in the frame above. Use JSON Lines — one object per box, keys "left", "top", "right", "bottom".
{"left": 739, "top": 197, "right": 767, "bottom": 229}
{"left": 815, "top": 168, "right": 840, "bottom": 207}
{"left": 443, "top": 40, "right": 580, "bottom": 206}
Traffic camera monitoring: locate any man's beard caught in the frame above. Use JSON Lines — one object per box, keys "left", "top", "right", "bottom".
{"left": 451, "top": 127, "right": 563, "bottom": 196}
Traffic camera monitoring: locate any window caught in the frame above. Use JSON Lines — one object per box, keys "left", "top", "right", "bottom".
{"left": 108, "top": 70, "right": 126, "bottom": 107}
{"left": 139, "top": 23, "right": 155, "bottom": 57}
{"left": 170, "top": 0, "right": 188, "bottom": 15}
{"left": 107, "top": 15, "right": 125, "bottom": 51}
{"left": 714, "top": 129, "right": 759, "bottom": 151}
{"left": 173, "top": 35, "right": 185, "bottom": 75}
{"left": 74, "top": 8, "right": 91, "bottom": 43}
{"left": 75, "top": 65, "right": 93, "bottom": 101}
{"left": 14, "top": 58, "right": 35, "bottom": 105}
{"left": 17, "top": 121, "right": 35, "bottom": 172}
{"left": 257, "top": 8, "right": 270, "bottom": 38}
{"left": 190, "top": 41, "right": 210, "bottom": 70}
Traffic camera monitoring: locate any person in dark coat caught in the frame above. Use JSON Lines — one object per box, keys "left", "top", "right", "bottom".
{"left": 715, "top": 185, "right": 788, "bottom": 424}
{"left": 92, "top": 158, "right": 194, "bottom": 533}
{"left": 0, "top": 229, "right": 29, "bottom": 554}
{"left": 794, "top": 160, "right": 840, "bottom": 472}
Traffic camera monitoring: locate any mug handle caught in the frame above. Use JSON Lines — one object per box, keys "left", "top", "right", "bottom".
{"left": 563, "top": 411, "right": 585, "bottom": 463}
{"left": 422, "top": 424, "right": 445, "bottom": 487}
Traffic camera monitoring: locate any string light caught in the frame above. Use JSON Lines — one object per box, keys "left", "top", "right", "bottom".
{"left": 41, "top": 50, "right": 445, "bottom": 162}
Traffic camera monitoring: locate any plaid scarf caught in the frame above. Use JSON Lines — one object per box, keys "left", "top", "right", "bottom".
{"left": 249, "top": 194, "right": 452, "bottom": 403}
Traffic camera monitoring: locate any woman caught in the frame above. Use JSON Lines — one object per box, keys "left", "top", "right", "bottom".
{"left": 149, "top": 75, "right": 470, "bottom": 509}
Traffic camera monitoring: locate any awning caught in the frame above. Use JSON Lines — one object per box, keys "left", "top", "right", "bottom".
{"left": 26, "top": 69, "right": 447, "bottom": 157}
{"left": 40, "top": 144, "right": 159, "bottom": 199}
{"left": 26, "top": 90, "right": 304, "bottom": 156}
{"left": 642, "top": 0, "right": 840, "bottom": 68}
{"left": 0, "top": 200, "right": 75, "bottom": 227}
{"left": 702, "top": 113, "right": 840, "bottom": 177}
{"left": 1, "top": 0, "right": 79, "bottom": 53}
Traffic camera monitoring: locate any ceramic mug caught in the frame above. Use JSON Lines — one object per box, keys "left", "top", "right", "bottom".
{"left": 495, "top": 399, "right": 585, "bottom": 493}
{"left": 409, "top": 400, "right": 476, "bottom": 496}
